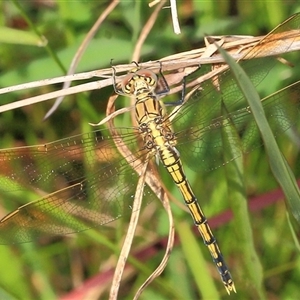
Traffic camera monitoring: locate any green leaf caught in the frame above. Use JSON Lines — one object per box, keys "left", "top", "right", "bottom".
{"left": 221, "top": 101, "right": 265, "bottom": 298}
{"left": 176, "top": 221, "right": 220, "bottom": 299}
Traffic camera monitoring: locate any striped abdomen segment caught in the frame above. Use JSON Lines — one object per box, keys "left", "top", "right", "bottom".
{"left": 159, "top": 145, "right": 234, "bottom": 293}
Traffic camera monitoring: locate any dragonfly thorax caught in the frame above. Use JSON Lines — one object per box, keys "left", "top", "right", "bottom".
{"left": 139, "top": 116, "right": 176, "bottom": 153}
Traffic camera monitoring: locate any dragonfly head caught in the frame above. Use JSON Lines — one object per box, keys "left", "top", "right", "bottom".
{"left": 120, "top": 69, "right": 158, "bottom": 96}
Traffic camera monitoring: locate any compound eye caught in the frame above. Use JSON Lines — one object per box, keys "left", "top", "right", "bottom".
{"left": 120, "top": 73, "right": 134, "bottom": 93}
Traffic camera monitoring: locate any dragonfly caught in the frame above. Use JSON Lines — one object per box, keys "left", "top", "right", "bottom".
{"left": 1, "top": 13, "right": 300, "bottom": 294}
{"left": 112, "top": 63, "right": 236, "bottom": 294}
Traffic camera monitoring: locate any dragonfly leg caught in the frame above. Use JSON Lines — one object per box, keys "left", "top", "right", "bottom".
{"left": 164, "top": 64, "right": 201, "bottom": 106}
{"left": 155, "top": 61, "right": 171, "bottom": 96}
{"left": 110, "top": 60, "right": 123, "bottom": 95}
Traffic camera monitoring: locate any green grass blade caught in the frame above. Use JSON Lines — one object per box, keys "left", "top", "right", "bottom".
{"left": 221, "top": 102, "right": 265, "bottom": 298}
{"left": 176, "top": 221, "right": 220, "bottom": 299}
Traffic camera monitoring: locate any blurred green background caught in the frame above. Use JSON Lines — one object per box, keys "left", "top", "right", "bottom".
{"left": 0, "top": 1, "right": 300, "bottom": 299}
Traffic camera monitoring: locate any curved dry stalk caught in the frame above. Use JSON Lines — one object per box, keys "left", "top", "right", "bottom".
{"left": 89, "top": 106, "right": 133, "bottom": 127}
{"left": 133, "top": 191, "right": 175, "bottom": 300}
{"left": 109, "top": 160, "right": 148, "bottom": 300}
{"left": 131, "top": 0, "right": 167, "bottom": 62}
{"left": 0, "top": 79, "right": 111, "bottom": 113}
{"left": 0, "top": 32, "right": 289, "bottom": 94}
{"left": 45, "top": 0, "right": 120, "bottom": 119}
{"left": 0, "top": 69, "right": 111, "bottom": 95}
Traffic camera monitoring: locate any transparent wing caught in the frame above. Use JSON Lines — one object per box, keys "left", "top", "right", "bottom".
{"left": 173, "top": 80, "right": 300, "bottom": 172}
{"left": 171, "top": 14, "right": 300, "bottom": 172}
{"left": 0, "top": 129, "right": 155, "bottom": 244}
